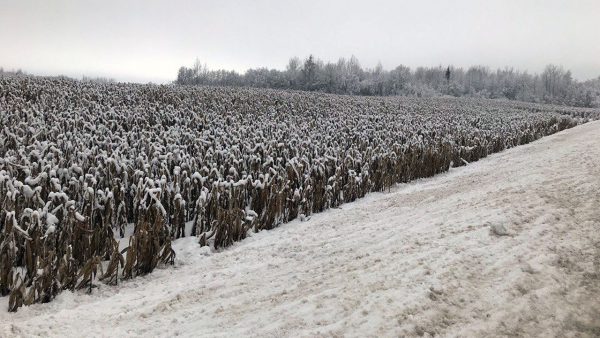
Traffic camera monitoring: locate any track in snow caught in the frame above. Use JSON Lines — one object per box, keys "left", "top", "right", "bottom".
{"left": 2, "top": 121, "right": 600, "bottom": 337}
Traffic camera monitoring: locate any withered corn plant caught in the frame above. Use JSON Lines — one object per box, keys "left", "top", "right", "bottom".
{"left": 0, "top": 75, "right": 598, "bottom": 311}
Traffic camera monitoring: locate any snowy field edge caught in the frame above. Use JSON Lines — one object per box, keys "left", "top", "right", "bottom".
{"left": 1, "top": 121, "right": 599, "bottom": 337}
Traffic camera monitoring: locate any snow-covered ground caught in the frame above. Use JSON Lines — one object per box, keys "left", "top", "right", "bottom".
{"left": 2, "top": 121, "right": 600, "bottom": 337}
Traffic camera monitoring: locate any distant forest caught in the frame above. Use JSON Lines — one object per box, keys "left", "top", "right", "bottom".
{"left": 176, "top": 56, "right": 600, "bottom": 107}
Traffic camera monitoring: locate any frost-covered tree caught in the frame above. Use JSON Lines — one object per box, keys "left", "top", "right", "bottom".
{"left": 172, "top": 57, "right": 598, "bottom": 107}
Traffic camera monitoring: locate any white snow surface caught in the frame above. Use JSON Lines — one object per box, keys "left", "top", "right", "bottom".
{"left": 2, "top": 122, "right": 600, "bottom": 337}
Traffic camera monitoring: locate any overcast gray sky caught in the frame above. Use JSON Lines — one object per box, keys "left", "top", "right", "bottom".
{"left": 1, "top": 0, "right": 599, "bottom": 83}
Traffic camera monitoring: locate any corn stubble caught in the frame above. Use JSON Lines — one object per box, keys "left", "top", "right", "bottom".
{"left": 0, "top": 76, "right": 599, "bottom": 311}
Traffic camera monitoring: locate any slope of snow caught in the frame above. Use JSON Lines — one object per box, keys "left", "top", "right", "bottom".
{"left": 2, "top": 121, "right": 600, "bottom": 337}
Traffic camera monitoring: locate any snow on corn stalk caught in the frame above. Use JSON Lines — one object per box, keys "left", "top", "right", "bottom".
{"left": 0, "top": 76, "right": 599, "bottom": 311}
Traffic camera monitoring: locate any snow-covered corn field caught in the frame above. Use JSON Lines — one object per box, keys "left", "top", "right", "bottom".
{"left": 0, "top": 76, "right": 599, "bottom": 312}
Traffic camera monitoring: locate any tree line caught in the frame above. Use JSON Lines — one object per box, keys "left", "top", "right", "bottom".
{"left": 176, "top": 56, "right": 600, "bottom": 107}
